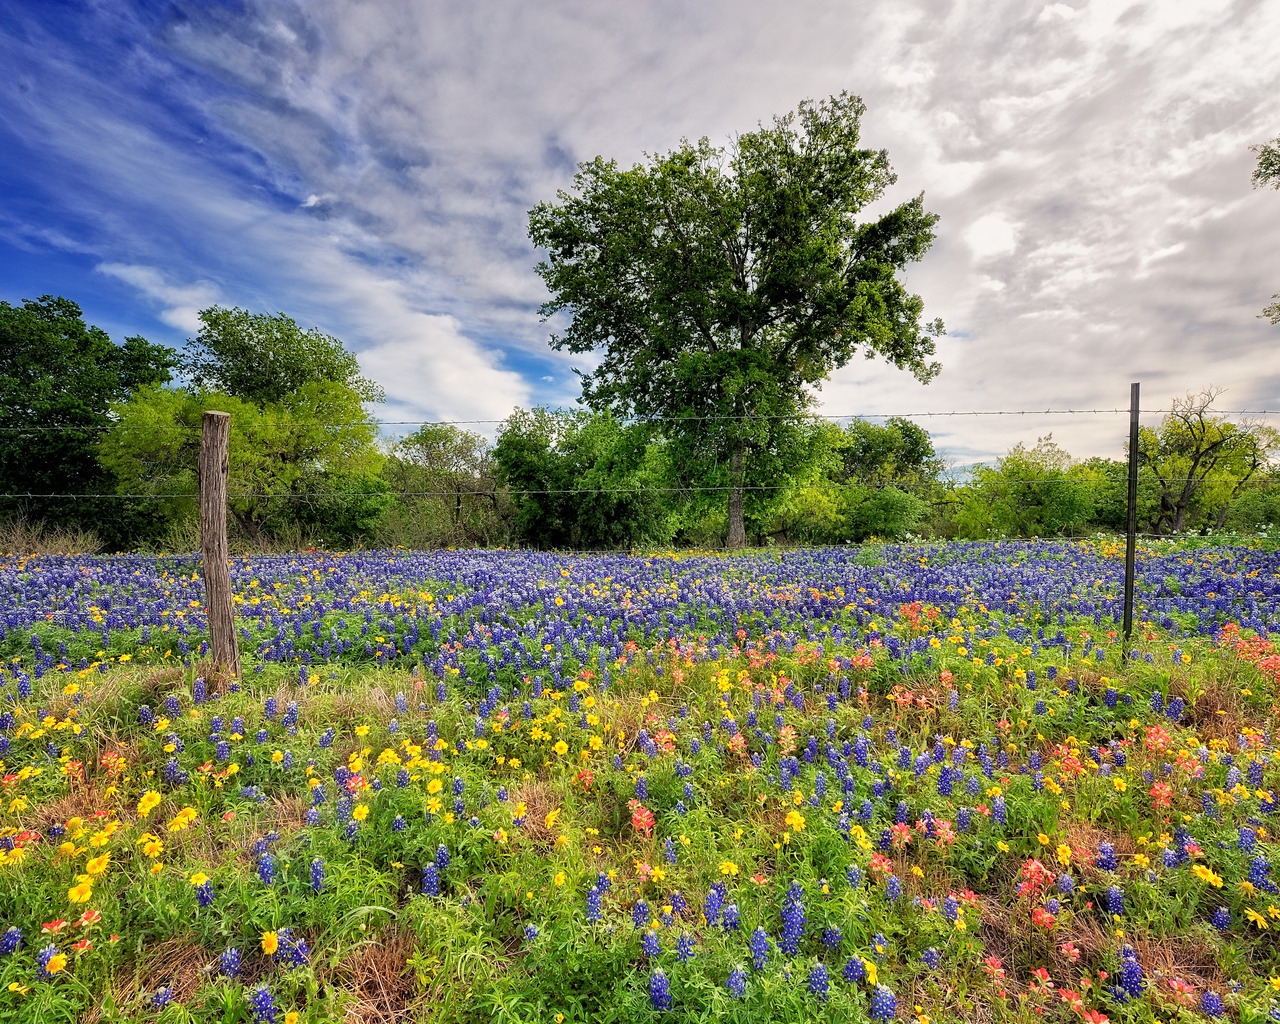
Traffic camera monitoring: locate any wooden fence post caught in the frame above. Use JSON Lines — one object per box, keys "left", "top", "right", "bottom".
{"left": 1122, "top": 383, "right": 1140, "bottom": 647}
{"left": 200, "top": 411, "right": 241, "bottom": 677}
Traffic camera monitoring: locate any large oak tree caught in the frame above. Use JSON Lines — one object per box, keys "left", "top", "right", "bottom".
{"left": 529, "top": 92, "right": 944, "bottom": 546}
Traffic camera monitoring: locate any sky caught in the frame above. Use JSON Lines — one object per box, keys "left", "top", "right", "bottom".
{"left": 2, "top": 0, "right": 1278, "bottom": 466}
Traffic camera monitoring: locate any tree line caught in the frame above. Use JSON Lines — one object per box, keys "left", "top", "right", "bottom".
{"left": 1, "top": 295, "right": 1277, "bottom": 551}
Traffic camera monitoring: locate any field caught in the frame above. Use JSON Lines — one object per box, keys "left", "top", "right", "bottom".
{"left": 1, "top": 540, "right": 1279, "bottom": 1023}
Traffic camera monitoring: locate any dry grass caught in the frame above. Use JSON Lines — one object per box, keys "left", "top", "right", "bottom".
{"left": 0, "top": 516, "right": 102, "bottom": 555}
{"left": 330, "top": 927, "right": 420, "bottom": 1024}
{"left": 511, "top": 779, "right": 560, "bottom": 848}
{"left": 83, "top": 935, "right": 209, "bottom": 1024}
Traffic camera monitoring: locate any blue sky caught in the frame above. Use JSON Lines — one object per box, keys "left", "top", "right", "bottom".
{"left": 3, "top": 0, "right": 1279, "bottom": 462}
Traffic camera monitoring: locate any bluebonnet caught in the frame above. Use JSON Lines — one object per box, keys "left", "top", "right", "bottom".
{"left": 886, "top": 875, "right": 903, "bottom": 902}
{"left": 310, "top": 858, "right": 325, "bottom": 892}
{"left": 642, "top": 931, "right": 661, "bottom": 957}
{"left": 727, "top": 965, "right": 746, "bottom": 998}
{"left": 842, "top": 956, "right": 866, "bottom": 983}
{"left": 821, "top": 926, "right": 842, "bottom": 949}
{"left": 779, "top": 881, "right": 805, "bottom": 955}
{"left": 257, "top": 853, "right": 276, "bottom": 886}
{"left": 922, "top": 947, "right": 941, "bottom": 970}
{"left": 585, "top": 885, "right": 603, "bottom": 923}
{"left": 1211, "top": 907, "right": 1231, "bottom": 931}
{"left": 676, "top": 933, "right": 695, "bottom": 962}
{"left": 248, "top": 984, "right": 277, "bottom": 1023}
{"left": 1200, "top": 991, "right": 1226, "bottom": 1018}
{"left": 749, "top": 926, "right": 769, "bottom": 970}
{"left": 869, "top": 985, "right": 897, "bottom": 1021}
{"left": 649, "top": 968, "right": 672, "bottom": 1011}
{"left": 0, "top": 926, "right": 22, "bottom": 954}
{"left": 808, "top": 963, "right": 830, "bottom": 1000}
{"left": 633, "top": 899, "right": 650, "bottom": 929}
{"left": 1096, "top": 843, "right": 1118, "bottom": 871}
{"left": 1118, "top": 945, "right": 1143, "bottom": 999}
{"left": 219, "top": 947, "right": 243, "bottom": 977}
{"left": 195, "top": 880, "right": 216, "bottom": 907}
{"left": 1105, "top": 885, "right": 1125, "bottom": 916}
{"left": 422, "top": 862, "right": 440, "bottom": 896}
{"left": 151, "top": 987, "right": 174, "bottom": 1009}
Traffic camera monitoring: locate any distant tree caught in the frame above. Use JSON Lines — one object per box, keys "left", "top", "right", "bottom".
{"left": 378, "top": 424, "right": 513, "bottom": 547}
{"left": 100, "top": 383, "right": 385, "bottom": 546}
{"left": 953, "top": 436, "right": 1093, "bottom": 538}
{"left": 528, "top": 92, "right": 944, "bottom": 548}
{"left": 1138, "top": 388, "right": 1279, "bottom": 534}
{"left": 181, "top": 306, "right": 384, "bottom": 404}
{"left": 102, "top": 307, "right": 386, "bottom": 547}
{"left": 0, "top": 295, "right": 175, "bottom": 543}
{"left": 493, "top": 409, "right": 672, "bottom": 549}
{"left": 1252, "top": 135, "right": 1280, "bottom": 324}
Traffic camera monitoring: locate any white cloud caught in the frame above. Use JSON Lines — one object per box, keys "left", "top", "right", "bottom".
{"left": 964, "top": 213, "right": 1019, "bottom": 260}
{"left": 95, "top": 263, "right": 219, "bottom": 332}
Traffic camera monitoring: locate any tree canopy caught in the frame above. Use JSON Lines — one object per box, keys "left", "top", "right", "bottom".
{"left": 0, "top": 295, "right": 174, "bottom": 539}
{"left": 528, "top": 92, "right": 944, "bottom": 546}
{"left": 1252, "top": 135, "right": 1280, "bottom": 324}
{"left": 181, "top": 306, "right": 384, "bottom": 404}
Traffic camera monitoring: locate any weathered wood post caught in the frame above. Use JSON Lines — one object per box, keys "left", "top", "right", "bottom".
{"left": 1122, "top": 382, "right": 1140, "bottom": 647}
{"left": 200, "top": 410, "right": 240, "bottom": 677}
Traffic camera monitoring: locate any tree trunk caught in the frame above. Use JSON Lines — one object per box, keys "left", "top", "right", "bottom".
{"left": 726, "top": 446, "right": 746, "bottom": 548}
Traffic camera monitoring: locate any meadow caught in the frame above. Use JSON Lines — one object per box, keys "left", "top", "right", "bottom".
{"left": 0, "top": 539, "right": 1278, "bottom": 1023}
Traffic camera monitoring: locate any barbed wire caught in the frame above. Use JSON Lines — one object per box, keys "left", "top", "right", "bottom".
{"left": 2, "top": 408, "right": 1279, "bottom": 433}
{"left": 0, "top": 475, "right": 1271, "bottom": 500}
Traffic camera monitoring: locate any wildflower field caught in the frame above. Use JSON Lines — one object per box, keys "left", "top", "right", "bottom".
{"left": 1, "top": 540, "right": 1279, "bottom": 1024}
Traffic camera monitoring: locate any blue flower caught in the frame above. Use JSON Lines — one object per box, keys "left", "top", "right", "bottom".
{"left": 870, "top": 984, "right": 897, "bottom": 1021}
{"left": 1200, "top": 991, "right": 1225, "bottom": 1018}
{"left": 649, "top": 968, "right": 672, "bottom": 1011}
{"left": 749, "top": 926, "right": 770, "bottom": 970}
{"left": 248, "top": 984, "right": 277, "bottom": 1023}
{"left": 726, "top": 965, "right": 746, "bottom": 998}
{"left": 808, "top": 962, "right": 830, "bottom": 1000}
{"left": 219, "top": 946, "right": 243, "bottom": 978}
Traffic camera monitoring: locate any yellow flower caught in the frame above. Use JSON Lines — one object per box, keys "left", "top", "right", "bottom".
{"left": 189, "top": 872, "right": 210, "bottom": 887}
{"left": 785, "top": 810, "right": 806, "bottom": 833}
{"left": 355, "top": 725, "right": 370, "bottom": 737}
{"left": 1245, "top": 908, "right": 1270, "bottom": 929}
{"left": 352, "top": 804, "right": 369, "bottom": 822}
{"left": 1056, "top": 844, "right": 1072, "bottom": 866}
{"left": 554, "top": 871, "right": 566, "bottom": 886}
{"left": 262, "top": 930, "right": 279, "bottom": 955}
{"left": 1192, "top": 864, "right": 1224, "bottom": 888}
{"left": 167, "top": 806, "right": 198, "bottom": 832}
{"left": 285, "top": 1014, "right": 300, "bottom": 1024}
{"left": 136, "top": 790, "right": 162, "bottom": 818}
{"left": 544, "top": 808, "right": 561, "bottom": 830}
{"left": 719, "top": 860, "right": 739, "bottom": 876}
{"left": 45, "top": 952, "right": 68, "bottom": 975}
{"left": 554, "top": 740, "right": 569, "bottom": 756}
{"left": 85, "top": 852, "right": 111, "bottom": 876}
{"left": 67, "top": 880, "right": 93, "bottom": 903}
{"left": 1112, "top": 776, "right": 1127, "bottom": 793}
{"left": 427, "top": 778, "right": 443, "bottom": 795}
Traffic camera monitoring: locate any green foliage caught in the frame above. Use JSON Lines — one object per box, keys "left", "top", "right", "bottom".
{"left": 1138, "top": 389, "right": 1280, "bottom": 535}
{"left": 493, "top": 409, "right": 672, "bottom": 549}
{"left": 1251, "top": 136, "right": 1280, "bottom": 324}
{"left": 1224, "top": 483, "right": 1280, "bottom": 533}
{"left": 952, "top": 436, "right": 1094, "bottom": 538}
{"left": 528, "top": 92, "right": 944, "bottom": 545}
{"left": 100, "top": 382, "right": 385, "bottom": 547}
{"left": 0, "top": 296, "right": 175, "bottom": 545}
{"left": 378, "top": 425, "right": 514, "bottom": 548}
{"left": 181, "top": 307, "right": 383, "bottom": 405}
